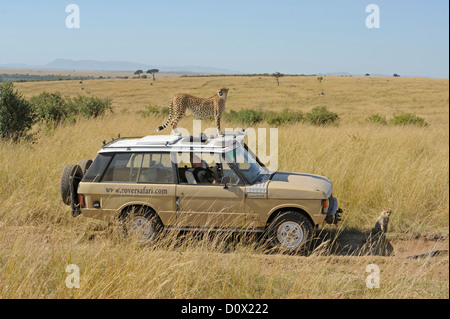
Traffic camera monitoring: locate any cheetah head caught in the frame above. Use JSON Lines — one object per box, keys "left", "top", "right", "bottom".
{"left": 382, "top": 208, "right": 392, "bottom": 217}
{"left": 217, "top": 87, "right": 229, "bottom": 100}
{"left": 379, "top": 208, "right": 392, "bottom": 223}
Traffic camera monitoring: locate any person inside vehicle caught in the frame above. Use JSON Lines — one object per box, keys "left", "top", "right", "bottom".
{"left": 190, "top": 154, "right": 220, "bottom": 184}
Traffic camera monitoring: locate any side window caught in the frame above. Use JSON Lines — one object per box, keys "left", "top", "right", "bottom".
{"left": 101, "top": 153, "right": 174, "bottom": 184}
{"left": 82, "top": 153, "right": 113, "bottom": 182}
{"left": 175, "top": 152, "right": 240, "bottom": 185}
{"left": 101, "top": 153, "right": 136, "bottom": 183}
{"left": 138, "top": 153, "right": 174, "bottom": 184}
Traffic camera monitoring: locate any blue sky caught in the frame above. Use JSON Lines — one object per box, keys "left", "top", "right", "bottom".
{"left": 0, "top": 0, "right": 448, "bottom": 77}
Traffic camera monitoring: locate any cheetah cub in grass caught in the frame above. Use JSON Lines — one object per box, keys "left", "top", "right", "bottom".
{"left": 372, "top": 208, "right": 392, "bottom": 234}
{"left": 366, "top": 208, "right": 394, "bottom": 256}
{"left": 157, "top": 87, "right": 229, "bottom": 136}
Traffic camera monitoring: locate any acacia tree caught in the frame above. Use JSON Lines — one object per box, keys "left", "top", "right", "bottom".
{"left": 146, "top": 69, "right": 159, "bottom": 81}
{"left": 134, "top": 70, "right": 143, "bottom": 78}
{"left": 393, "top": 73, "right": 400, "bottom": 77}
{"left": 272, "top": 72, "right": 284, "bottom": 86}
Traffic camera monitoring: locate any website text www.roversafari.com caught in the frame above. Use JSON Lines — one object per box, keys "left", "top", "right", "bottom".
{"left": 105, "top": 187, "right": 168, "bottom": 195}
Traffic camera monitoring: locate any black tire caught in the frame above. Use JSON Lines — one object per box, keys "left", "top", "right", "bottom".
{"left": 60, "top": 164, "right": 83, "bottom": 206}
{"left": 121, "top": 206, "right": 163, "bottom": 242}
{"left": 266, "top": 211, "right": 314, "bottom": 254}
{"left": 76, "top": 159, "right": 92, "bottom": 176}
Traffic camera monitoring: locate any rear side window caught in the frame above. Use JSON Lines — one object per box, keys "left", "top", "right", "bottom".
{"left": 101, "top": 152, "right": 174, "bottom": 184}
{"left": 82, "top": 153, "right": 113, "bottom": 182}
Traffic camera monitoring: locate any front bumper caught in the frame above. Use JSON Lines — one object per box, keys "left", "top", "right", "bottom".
{"left": 324, "top": 197, "right": 342, "bottom": 224}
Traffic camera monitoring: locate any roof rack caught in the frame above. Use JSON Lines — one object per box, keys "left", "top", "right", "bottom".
{"left": 100, "top": 130, "right": 247, "bottom": 150}
{"left": 136, "top": 135, "right": 183, "bottom": 146}
{"left": 102, "top": 134, "right": 143, "bottom": 148}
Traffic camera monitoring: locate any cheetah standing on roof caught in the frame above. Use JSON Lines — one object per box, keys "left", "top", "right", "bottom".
{"left": 157, "top": 87, "right": 229, "bottom": 136}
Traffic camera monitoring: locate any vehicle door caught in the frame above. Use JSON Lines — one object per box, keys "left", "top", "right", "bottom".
{"left": 174, "top": 151, "right": 247, "bottom": 228}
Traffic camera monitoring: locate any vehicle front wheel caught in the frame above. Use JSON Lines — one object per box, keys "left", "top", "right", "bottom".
{"left": 266, "top": 211, "right": 314, "bottom": 254}
{"left": 121, "top": 207, "right": 163, "bottom": 242}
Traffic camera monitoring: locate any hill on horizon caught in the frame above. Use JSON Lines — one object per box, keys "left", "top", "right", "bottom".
{"left": 0, "top": 59, "right": 242, "bottom": 74}
{"left": 0, "top": 59, "right": 432, "bottom": 78}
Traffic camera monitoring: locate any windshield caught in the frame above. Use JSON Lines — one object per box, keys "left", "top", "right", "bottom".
{"left": 224, "top": 145, "right": 268, "bottom": 184}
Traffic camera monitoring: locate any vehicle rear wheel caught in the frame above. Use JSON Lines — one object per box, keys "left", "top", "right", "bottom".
{"left": 60, "top": 164, "right": 83, "bottom": 206}
{"left": 121, "top": 207, "right": 163, "bottom": 242}
{"left": 266, "top": 211, "right": 314, "bottom": 254}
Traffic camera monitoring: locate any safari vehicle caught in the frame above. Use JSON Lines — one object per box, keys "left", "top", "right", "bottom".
{"left": 60, "top": 132, "right": 341, "bottom": 252}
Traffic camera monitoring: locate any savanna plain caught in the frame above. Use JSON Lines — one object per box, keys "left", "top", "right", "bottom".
{"left": 0, "top": 74, "right": 448, "bottom": 298}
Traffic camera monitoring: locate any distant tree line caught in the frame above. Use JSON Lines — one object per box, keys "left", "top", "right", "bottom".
{"left": 0, "top": 73, "right": 101, "bottom": 83}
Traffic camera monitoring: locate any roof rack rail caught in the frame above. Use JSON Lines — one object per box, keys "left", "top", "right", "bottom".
{"left": 102, "top": 134, "right": 143, "bottom": 148}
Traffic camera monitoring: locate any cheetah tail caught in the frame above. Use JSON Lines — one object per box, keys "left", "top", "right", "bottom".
{"left": 156, "top": 101, "right": 173, "bottom": 132}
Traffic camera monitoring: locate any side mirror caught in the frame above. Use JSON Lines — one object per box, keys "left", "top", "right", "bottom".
{"left": 222, "top": 176, "right": 231, "bottom": 189}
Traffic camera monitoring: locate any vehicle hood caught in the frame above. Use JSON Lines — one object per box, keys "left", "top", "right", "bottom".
{"left": 268, "top": 172, "right": 333, "bottom": 200}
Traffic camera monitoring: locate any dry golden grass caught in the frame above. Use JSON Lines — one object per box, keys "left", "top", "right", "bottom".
{"left": 0, "top": 75, "right": 448, "bottom": 298}
{"left": 14, "top": 75, "right": 449, "bottom": 125}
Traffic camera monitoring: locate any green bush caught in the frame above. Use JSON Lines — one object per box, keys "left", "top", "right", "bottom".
{"left": 366, "top": 114, "right": 388, "bottom": 125}
{"left": 30, "top": 92, "right": 74, "bottom": 126}
{"left": 264, "top": 108, "right": 303, "bottom": 126}
{"left": 223, "top": 108, "right": 316, "bottom": 126}
{"left": 0, "top": 82, "right": 34, "bottom": 140}
{"left": 68, "top": 95, "right": 113, "bottom": 118}
{"left": 281, "top": 108, "right": 303, "bottom": 123}
{"left": 304, "top": 106, "right": 339, "bottom": 126}
{"left": 224, "top": 109, "right": 264, "bottom": 125}
{"left": 390, "top": 112, "right": 428, "bottom": 127}
{"left": 30, "top": 92, "right": 113, "bottom": 127}
{"left": 264, "top": 111, "right": 283, "bottom": 126}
